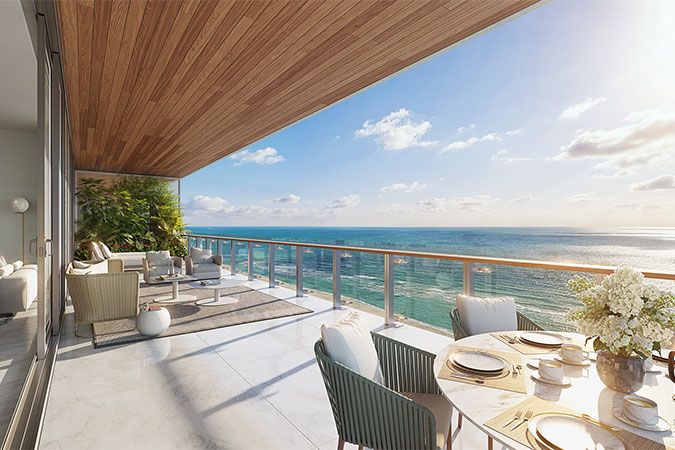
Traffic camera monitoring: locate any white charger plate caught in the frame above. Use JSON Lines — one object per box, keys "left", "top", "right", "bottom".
{"left": 554, "top": 355, "right": 591, "bottom": 367}
{"left": 530, "top": 373, "right": 571, "bottom": 387}
{"left": 450, "top": 351, "right": 505, "bottom": 373}
{"left": 612, "top": 407, "right": 672, "bottom": 432}
{"left": 520, "top": 331, "right": 565, "bottom": 347}
{"left": 529, "top": 413, "right": 625, "bottom": 450}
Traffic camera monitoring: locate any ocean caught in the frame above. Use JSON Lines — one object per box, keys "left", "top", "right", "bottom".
{"left": 185, "top": 227, "right": 675, "bottom": 333}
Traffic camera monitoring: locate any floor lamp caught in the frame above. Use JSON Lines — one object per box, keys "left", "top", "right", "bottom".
{"left": 10, "top": 197, "right": 29, "bottom": 261}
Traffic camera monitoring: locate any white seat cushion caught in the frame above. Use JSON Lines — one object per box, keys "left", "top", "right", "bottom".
{"left": 146, "top": 251, "right": 171, "bottom": 268}
{"left": 99, "top": 242, "right": 114, "bottom": 259}
{"left": 0, "top": 264, "right": 14, "bottom": 277}
{"left": 321, "top": 312, "right": 383, "bottom": 384}
{"left": 403, "top": 393, "right": 452, "bottom": 450}
{"left": 192, "top": 262, "right": 219, "bottom": 274}
{"left": 68, "top": 260, "right": 109, "bottom": 275}
{"left": 190, "top": 247, "right": 213, "bottom": 264}
{"left": 456, "top": 294, "right": 517, "bottom": 336}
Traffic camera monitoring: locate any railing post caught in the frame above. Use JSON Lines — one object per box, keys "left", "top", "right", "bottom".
{"left": 296, "top": 246, "right": 304, "bottom": 297}
{"left": 332, "top": 249, "right": 341, "bottom": 308}
{"left": 463, "top": 262, "right": 475, "bottom": 295}
{"left": 216, "top": 238, "right": 221, "bottom": 256}
{"left": 384, "top": 253, "right": 394, "bottom": 326}
{"left": 230, "top": 241, "right": 236, "bottom": 275}
{"left": 247, "top": 242, "right": 254, "bottom": 281}
{"left": 268, "top": 244, "right": 276, "bottom": 288}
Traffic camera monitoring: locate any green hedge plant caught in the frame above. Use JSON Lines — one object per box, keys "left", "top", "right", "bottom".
{"left": 74, "top": 176, "right": 187, "bottom": 260}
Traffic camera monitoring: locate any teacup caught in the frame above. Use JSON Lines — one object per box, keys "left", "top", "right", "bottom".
{"left": 559, "top": 343, "right": 589, "bottom": 364}
{"left": 539, "top": 360, "right": 564, "bottom": 383}
{"left": 623, "top": 395, "right": 659, "bottom": 426}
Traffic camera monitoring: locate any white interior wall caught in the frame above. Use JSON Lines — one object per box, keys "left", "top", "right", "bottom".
{"left": 0, "top": 128, "right": 38, "bottom": 263}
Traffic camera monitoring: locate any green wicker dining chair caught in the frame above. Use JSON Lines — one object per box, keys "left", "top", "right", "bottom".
{"left": 449, "top": 307, "right": 543, "bottom": 341}
{"left": 315, "top": 332, "right": 454, "bottom": 450}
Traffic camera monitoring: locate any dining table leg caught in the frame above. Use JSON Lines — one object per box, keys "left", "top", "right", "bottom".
{"left": 458, "top": 413, "right": 463, "bottom": 429}
{"left": 487, "top": 436, "right": 493, "bottom": 450}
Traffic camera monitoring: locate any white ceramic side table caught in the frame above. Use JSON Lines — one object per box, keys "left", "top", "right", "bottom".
{"left": 136, "top": 307, "right": 171, "bottom": 336}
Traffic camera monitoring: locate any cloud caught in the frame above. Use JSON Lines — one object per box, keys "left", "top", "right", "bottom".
{"left": 560, "top": 97, "right": 607, "bottom": 119}
{"left": 563, "top": 192, "right": 600, "bottom": 203}
{"left": 355, "top": 108, "right": 436, "bottom": 150}
{"left": 183, "top": 195, "right": 228, "bottom": 211}
{"left": 614, "top": 202, "right": 640, "bottom": 210}
{"left": 231, "top": 147, "right": 285, "bottom": 165}
{"left": 555, "top": 108, "right": 675, "bottom": 166}
{"left": 491, "top": 148, "right": 531, "bottom": 164}
{"left": 379, "top": 181, "right": 427, "bottom": 193}
{"left": 505, "top": 128, "right": 524, "bottom": 136}
{"left": 274, "top": 194, "right": 301, "bottom": 203}
{"left": 418, "top": 195, "right": 492, "bottom": 211}
{"left": 512, "top": 196, "right": 536, "bottom": 203}
{"left": 632, "top": 174, "right": 675, "bottom": 191}
{"left": 326, "top": 194, "right": 361, "bottom": 209}
{"left": 443, "top": 133, "right": 501, "bottom": 152}
{"left": 457, "top": 123, "right": 476, "bottom": 134}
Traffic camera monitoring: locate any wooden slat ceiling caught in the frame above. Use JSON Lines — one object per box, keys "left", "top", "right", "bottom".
{"left": 57, "top": 0, "right": 539, "bottom": 178}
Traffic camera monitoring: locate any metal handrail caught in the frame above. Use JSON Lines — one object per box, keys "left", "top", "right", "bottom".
{"left": 182, "top": 233, "right": 675, "bottom": 280}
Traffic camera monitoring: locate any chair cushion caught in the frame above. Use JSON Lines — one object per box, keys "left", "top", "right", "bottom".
{"left": 403, "top": 393, "right": 452, "bottom": 450}
{"left": 456, "top": 294, "right": 517, "bottom": 336}
{"left": 146, "top": 251, "right": 171, "bottom": 267}
{"left": 99, "top": 242, "right": 114, "bottom": 259}
{"left": 0, "top": 264, "right": 14, "bottom": 277}
{"left": 190, "top": 247, "right": 213, "bottom": 264}
{"left": 192, "top": 262, "right": 220, "bottom": 274}
{"left": 90, "top": 242, "right": 105, "bottom": 262}
{"left": 12, "top": 260, "right": 24, "bottom": 271}
{"left": 0, "top": 255, "right": 7, "bottom": 266}
{"left": 320, "top": 312, "right": 383, "bottom": 384}
{"left": 67, "top": 260, "right": 109, "bottom": 275}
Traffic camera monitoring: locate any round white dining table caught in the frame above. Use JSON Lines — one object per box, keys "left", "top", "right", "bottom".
{"left": 433, "top": 332, "right": 674, "bottom": 449}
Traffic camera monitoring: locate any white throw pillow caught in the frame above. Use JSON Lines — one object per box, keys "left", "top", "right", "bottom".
{"left": 90, "top": 242, "right": 105, "bottom": 262}
{"left": 456, "top": 294, "right": 517, "bottom": 336}
{"left": 73, "top": 260, "right": 90, "bottom": 269}
{"left": 146, "top": 250, "right": 171, "bottom": 267}
{"left": 190, "top": 247, "right": 213, "bottom": 264}
{"left": 99, "top": 242, "right": 114, "bottom": 259}
{"left": 12, "top": 260, "right": 24, "bottom": 271}
{"left": 0, "top": 264, "right": 15, "bottom": 277}
{"left": 69, "top": 260, "right": 108, "bottom": 275}
{"left": 320, "top": 312, "right": 383, "bottom": 384}
{"left": 68, "top": 266, "right": 91, "bottom": 275}
{"left": 0, "top": 255, "right": 7, "bottom": 266}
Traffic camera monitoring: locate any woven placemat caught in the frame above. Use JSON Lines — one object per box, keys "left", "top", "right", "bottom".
{"left": 438, "top": 345, "right": 526, "bottom": 393}
{"left": 485, "top": 396, "right": 667, "bottom": 450}
{"left": 491, "top": 332, "right": 590, "bottom": 355}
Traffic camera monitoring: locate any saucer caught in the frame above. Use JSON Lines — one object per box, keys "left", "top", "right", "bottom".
{"left": 644, "top": 366, "right": 663, "bottom": 374}
{"left": 612, "top": 407, "right": 671, "bottom": 432}
{"left": 530, "top": 373, "right": 571, "bottom": 387}
{"left": 554, "top": 355, "right": 591, "bottom": 367}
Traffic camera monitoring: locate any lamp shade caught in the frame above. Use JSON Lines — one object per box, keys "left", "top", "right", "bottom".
{"left": 10, "top": 197, "right": 29, "bottom": 213}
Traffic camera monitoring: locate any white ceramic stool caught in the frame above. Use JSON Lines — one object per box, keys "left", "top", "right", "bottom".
{"left": 136, "top": 307, "right": 171, "bottom": 336}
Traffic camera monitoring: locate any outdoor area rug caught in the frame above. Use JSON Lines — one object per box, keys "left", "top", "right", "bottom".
{"left": 92, "top": 284, "right": 312, "bottom": 348}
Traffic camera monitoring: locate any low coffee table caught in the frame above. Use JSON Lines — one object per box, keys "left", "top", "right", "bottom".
{"left": 188, "top": 278, "right": 247, "bottom": 306}
{"left": 152, "top": 274, "right": 198, "bottom": 304}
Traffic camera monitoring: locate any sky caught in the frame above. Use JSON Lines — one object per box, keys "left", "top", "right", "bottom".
{"left": 181, "top": 0, "right": 675, "bottom": 228}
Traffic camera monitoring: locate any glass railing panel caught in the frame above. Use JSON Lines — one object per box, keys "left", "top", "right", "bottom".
{"left": 274, "top": 244, "right": 296, "bottom": 288}
{"left": 250, "top": 243, "right": 269, "bottom": 280}
{"left": 233, "top": 241, "right": 247, "bottom": 274}
{"left": 473, "top": 264, "right": 580, "bottom": 332}
{"left": 393, "top": 257, "right": 463, "bottom": 332}
{"left": 340, "top": 251, "right": 384, "bottom": 311}
{"left": 300, "top": 247, "right": 334, "bottom": 298}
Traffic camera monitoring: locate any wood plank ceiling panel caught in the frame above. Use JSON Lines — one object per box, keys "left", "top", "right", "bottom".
{"left": 57, "top": 0, "right": 540, "bottom": 178}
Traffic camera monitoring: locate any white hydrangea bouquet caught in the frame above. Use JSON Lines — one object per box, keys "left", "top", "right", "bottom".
{"left": 567, "top": 267, "right": 675, "bottom": 359}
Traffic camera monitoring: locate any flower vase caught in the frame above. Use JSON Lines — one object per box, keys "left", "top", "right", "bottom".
{"left": 596, "top": 350, "right": 645, "bottom": 393}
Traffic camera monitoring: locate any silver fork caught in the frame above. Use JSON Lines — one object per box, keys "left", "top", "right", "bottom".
{"left": 502, "top": 410, "right": 523, "bottom": 428}
{"left": 501, "top": 334, "right": 517, "bottom": 344}
{"left": 510, "top": 410, "right": 533, "bottom": 431}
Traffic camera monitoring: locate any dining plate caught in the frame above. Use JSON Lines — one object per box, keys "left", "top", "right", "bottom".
{"left": 612, "top": 407, "right": 672, "bottom": 432}
{"left": 519, "top": 331, "right": 565, "bottom": 347}
{"left": 450, "top": 352, "right": 505, "bottom": 373}
{"left": 529, "top": 413, "right": 625, "bottom": 450}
